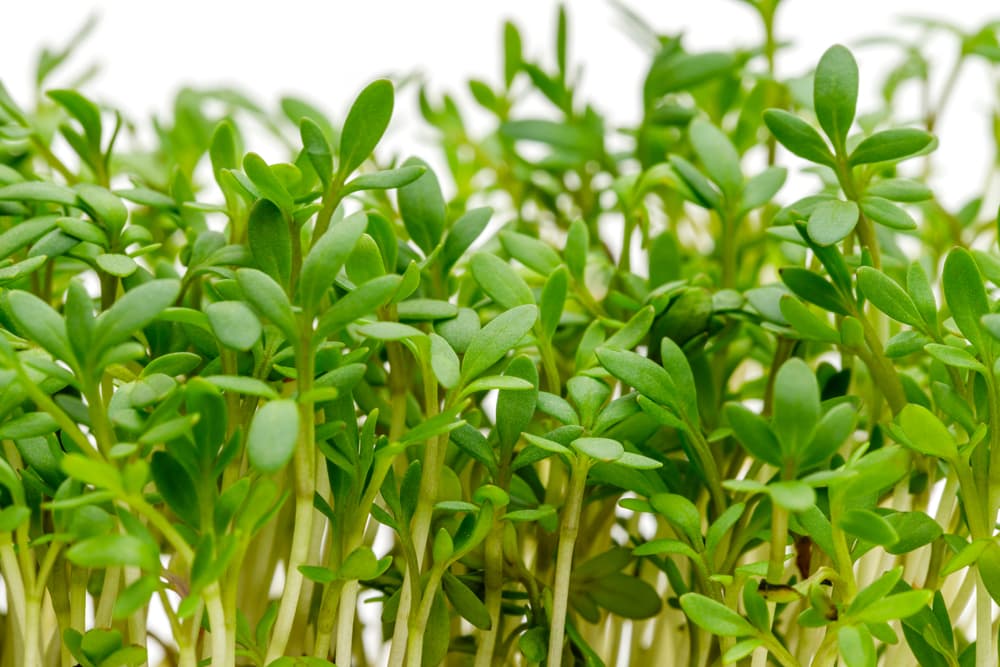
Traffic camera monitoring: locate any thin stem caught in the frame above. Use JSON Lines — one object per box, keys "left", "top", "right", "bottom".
{"left": 474, "top": 521, "right": 505, "bottom": 667}
{"left": 265, "top": 331, "right": 317, "bottom": 662}
{"left": 546, "top": 457, "right": 589, "bottom": 667}
{"left": 978, "top": 570, "right": 995, "bottom": 667}
{"left": 767, "top": 503, "right": 789, "bottom": 584}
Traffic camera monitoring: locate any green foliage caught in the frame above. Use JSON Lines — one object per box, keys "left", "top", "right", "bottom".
{"left": 2, "top": 5, "right": 999, "bottom": 667}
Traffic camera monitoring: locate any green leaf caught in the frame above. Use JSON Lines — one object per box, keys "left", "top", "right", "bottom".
{"left": 886, "top": 511, "right": 942, "bottom": 555}
{"left": 572, "top": 437, "right": 624, "bottom": 462}
{"left": 942, "top": 248, "right": 989, "bottom": 355}
{"left": 806, "top": 199, "right": 859, "bottom": 246}
{"left": 645, "top": 51, "right": 734, "bottom": 100}
{"left": 688, "top": 118, "right": 742, "bottom": 198}
{"left": 300, "top": 118, "right": 333, "bottom": 186}
{"left": 866, "top": 178, "right": 932, "bottom": 202}
{"left": 247, "top": 400, "right": 300, "bottom": 473}
{"left": 849, "top": 128, "right": 934, "bottom": 165}
{"left": 0, "top": 413, "right": 58, "bottom": 440}
{"left": 429, "top": 333, "right": 461, "bottom": 389}
{"left": 814, "top": 44, "right": 858, "bottom": 151}
{"left": 236, "top": 268, "right": 298, "bottom": 343}
{"left": 768, "top": 480, "right": 816, "bottom": 512}
{"left": 771, "top": 359, "right": 820, "bottom": 459}
{"left": 94, "top": 280, "right": 181, "bottom": 351}
{"left": 860, "top": 197, "right": 917, "bottom": 231}
{"left": 348, "top": 169, "right": 427, "bottom": 198}
{"left": 650, "top": 493, "right": 702, "bottom": 545}
{"left": 564, "top": 219, "right": 589, "bottom": 280}
{"left": 461, "top": 304, "right": 537, "bottom": 383}
{"left": 589, "top": 572, "right": 663, "bottom": 619}
{"left": 852, "top": 590, "right": 932, "bottom": 623}
{"left": 857, "top": 267, "right": 923, "bottom": 327}
{"left": 740, "top": 166, "right": 786, "bottom": 213}
{"left": 206, "top": 301, "right": 262, "bottom": 351}
{"left": 314, "top": 274, "right": 401, "bottom": 339}
{"left": 356, "top": 321, "right": 424, "bottom": 341}
{"left": 539, "top": 267, "right": 568, "bottom": 340}
{"left": 443, "top": 207, "right": 492, "bottom": 271}
{"left": 150, "top": 451, "right": 200, "bottom": 528}
{"left": 495, "top": 356, "right": 538, "bottom": 454}
{"left": 779, "top": 296, "right": 840, "bottom": 343}
{"left": 248, "top": 198, "right": 292, "bottom": 287}
{"left": 679, "top": 593, "right": 755, "bottom": 637}
{"left": 725, "top": 403, "right": 782, "bottom": 467}
{"left": 470, "top": 252, "right": 534, "bottom": 309}
{"left": 299, "top": 211, "right": 367, "bottom": 312}
{"left": 523, "top": 432, "right": 572, "bottom": 456}
{"left": 499, "top": 231, "right": 562, "bottom": 276}
{"left": 95, "top": 253, "right": 137, "bottom": 277}
{"left": 595, "top": 347, "right": 678, "bottom": 412}
{"left": 0, "top": 181, "right": 78, "bottom": 206}
{"left": 924, "top": 343, "right": 986, "bottom": 373}
{"left": 762, "top": 109, "right": 835, "bottom": 166}
{"left": 75, "top": 184, "right": 127, "bottom": 238}
{"left": 659, "top": 337, "right": 698, "bottom": 423}
{"left": 0, "top": 215, "right": 58, "bottom": 259}
{"left": 48, "top": 89, "right": 102, "bottom": 147}
{"left": 442, "top": 571, "right": 491, "bottom": 630}
{"left": 780, "top": 268, "right": 849, "bottom": 315}
{"left": 210, "top": 119, "right": 240, "bottom": 178}
{"left": 243, "top": 153, "right": 293, "bottom": 213}
{"left": 398, "top": 157, "right": 445, "bottom": 254}
{"left": 896, "top": 404, "right": 958, "bottom": 459}
{"left": 838, "top": 626, "right": 876, "bottom": 667}
{"left": 338, "top": 79, "right": 394, "bottom": 176}
{"left": 67, "top": 534, "right": 159, "bottom": 572}
{"left": 839, "top": 509, "right": 899, "bottom": 545}
{"left": 202, "top": 375, "right": 278, "bottom": 400}
{"left": 7, "top": 290, "right": 76, "bottom": 366}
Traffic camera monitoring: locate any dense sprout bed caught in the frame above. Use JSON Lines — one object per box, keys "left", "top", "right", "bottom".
{"left": 2, "top": 3, "right": 1000, "bottom": 666}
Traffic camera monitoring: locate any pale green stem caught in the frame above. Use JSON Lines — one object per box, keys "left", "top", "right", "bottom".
{"left": 546, "top": 457, "right": 589, "bottom": 667}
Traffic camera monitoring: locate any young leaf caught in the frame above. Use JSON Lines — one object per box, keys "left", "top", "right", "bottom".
{"left": 688, "top": 118, "right": 742, "bottom": 199}
{"left": 461, "top": 304, "right": 537, "bottom": 383}
{"left": 896, "top": 405, "right": 958, "bottom": 459}
{"left": 247, "top": 198, "right": 292, "bottom": 287}
{"left": 679, "top": 593, "right": 755, "bottom": 637}
{"left": 762, "top": 110, "right": 835, "bottom": 166}
{"left": 338, "top": 79, "right": 394, "bottom": 176}
{"left": 598, "top": 346, "right": 679, "bottom": 416}
{"left": 299, "top": 210, "right": 367, "bottom": 312}
{"left": 771, "top": 359, "right": 820, "bottom": 460}
{"left": 942, "top": 248, "right": 989, "bottom": 355}
{"left": 806, "top": 199, "right": 859, "bottom": 247}
{"left": 856, "top": 267, "right": 923, "bottom": 328}
{"left": 814, "top": 44, "right": 858, "bottom": 151}
{"left": 236, "top": 268, "right": 298, "bottom": 343}
{"left": 849, "top": 128, "right": 934, "bottom": 165}
{"left": 470, "top": 252, "right": 534, "bottom": 309}
{"left": 398, "top": 157, "right": 446, "bottom": 255}
{"left": 206, "top": 301, "right": 262, "bottom": 351}
{"left": 94, "top": 280, "right": 181, "bottom": 351}
{"left": 247, "top": 399, "right": 300, "bottom": 473}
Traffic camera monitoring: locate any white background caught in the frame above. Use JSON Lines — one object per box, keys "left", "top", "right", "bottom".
{"left": 3, "top": 1, "right": 1000, "bottom": 210}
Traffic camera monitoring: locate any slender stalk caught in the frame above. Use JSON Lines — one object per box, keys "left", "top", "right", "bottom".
{"left": 546, "top": 457, "right": 589, "bottom": 667}
{"left": 265, "top": 332, "right": 317, "bottom": 662}
{"left": 204, "top": 583, "right": 231, "bottom": 667}
{"left": 767, "top": 503, "right": 789, "bottom": 584}
{"left": 474, "top": 521, "right": 505, "bottom": 667}
{"left": 405, "top": 568, "right": 445, "bottom": 667}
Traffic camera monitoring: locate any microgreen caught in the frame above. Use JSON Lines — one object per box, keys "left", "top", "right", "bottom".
{"left": 2, "top": 4, "right": 1000, "bottom": 667}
